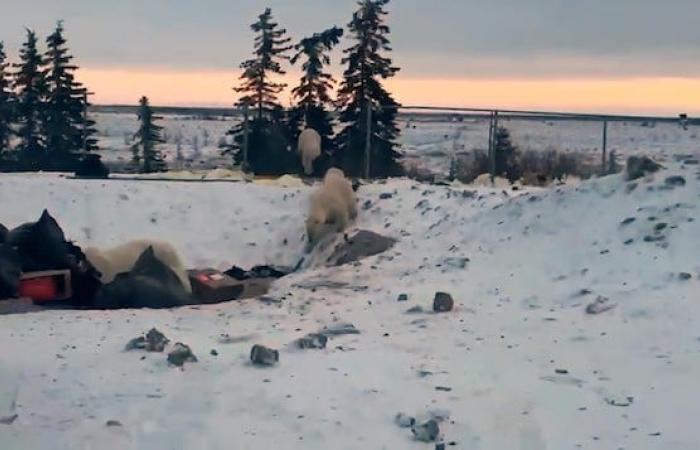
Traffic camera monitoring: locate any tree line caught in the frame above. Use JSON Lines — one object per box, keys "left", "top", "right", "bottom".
{"left": 221, "top": 0, "right": 403, "bottom": 178}
{"left": 1, "top": 0, "right": 403, "bottom": 178}
{"left": 0, "top": 21, "right": 98, "bottom": 171}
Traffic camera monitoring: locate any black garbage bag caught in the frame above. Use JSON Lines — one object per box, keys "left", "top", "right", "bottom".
{"left": 93, "top": 246, "right": 192, "bottom": 309}
{"left": 5, "top": 210, "right": 102, "bottom": 306}
{"left": 0, "top": 244, "right": 22, "bottom": 299}
{"left": 75, "top": 154, "right": 110, "bottom": 179}
{"left": 6, "top": 210, "right": 70, "bottom": 271}
{"left": 224, "top": 264, "right": 290, "bottom": 281}
{"left": 64, "top": 241, "right": 103, "bottom": 307}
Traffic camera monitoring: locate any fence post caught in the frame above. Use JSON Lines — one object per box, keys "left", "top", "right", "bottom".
{"left": 243, "top": 104, "right": 250, "bottom": 172}
{"left": 365, "top": 104, "right": 372, "bottom": 179}
{"left": 601, "top": 120, "right": 608, "bottom": 174}
{"left": 489, "top": 111, "right": 499, "bottom": 183}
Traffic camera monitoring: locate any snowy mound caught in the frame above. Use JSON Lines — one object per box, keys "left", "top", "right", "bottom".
{"left": 1, "top": 162, "right": 700, "bottom": 449}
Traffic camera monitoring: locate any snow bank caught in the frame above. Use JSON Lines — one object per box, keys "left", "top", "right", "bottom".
{"left": 1, "top": 159, "right": 700, "bottom": 449}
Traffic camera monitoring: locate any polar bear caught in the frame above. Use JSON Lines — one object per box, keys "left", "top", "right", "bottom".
{"left": 305, "top": 168, "right": 358, "bottom": 248}
{"left": 84, "top": 239, "right": 191, "bottom": 292}
{"left": 298, "top": 128, "right": 322, "bottom": 176}
{"left": 323, "top": 168, "right": 358, "bottom": 220}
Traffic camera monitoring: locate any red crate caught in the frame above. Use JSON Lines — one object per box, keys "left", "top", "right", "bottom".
{"left": 19, "top": 270, "right": 72, "bottom": 303}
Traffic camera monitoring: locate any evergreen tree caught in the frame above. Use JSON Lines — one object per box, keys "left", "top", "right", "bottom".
{"left": 235, "top": 8, "right": 292, "bottom": 119}
{"left": 44, "top": 21, "right": 98, "bottom": 169}
{"left": 131, "top": 96, "right": 166, "bottom": 173}
{"left": 493, "top": 126, "right": 520, "bottom": 182}
{"left": 222, "top": 8, "right": 298, "bottom": 175}
{"left": 289, "top": 26, "right": 344, "bottom": 160}
{"left": 13, "top": 29, "right": 48, "bottom": 166}
{"left": 335, "top": 0, "right": 402, "bottom": 178}
{"left": 0, "top": 41, "right": 15, "bottom": 156}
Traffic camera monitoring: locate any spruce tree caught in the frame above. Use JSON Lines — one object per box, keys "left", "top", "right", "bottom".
{"left": 14, "top": 29, "right": 48, "bottom": 166}
{"left": 44, "top": 21, "right": 98, "bottom": 169}
{"left": 0, "top": 41, "right": 15, "bottom": 156}
{"left": 236, "top": 8, "right": 292, "bottom": 119}
{"left": 493, "top": 126, "right": 520, "bottom": 182}
{"left": 131, "top": 96, "right": 166, "bottom": 173}
{"left": 289, "top": 26, "right": 343, "bottom": 170}
{"left": 222, "top": 8, "right": 297, "bottom": 175}
{"left": 336, "top": 0, "right": 402, "bottom": 178}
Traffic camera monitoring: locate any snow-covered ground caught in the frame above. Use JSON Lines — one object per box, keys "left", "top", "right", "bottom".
{"left": 2, "top": 156, "right": 700, "bottom": 449}
{"left": 92, "top": 111, "right": 700, "bottom": 175}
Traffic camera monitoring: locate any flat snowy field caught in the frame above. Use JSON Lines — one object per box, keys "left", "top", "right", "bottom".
{"left": 92, "top": 111, "right": 700, "bottom": 174}
{"left": 1, "top": 156, "right": 700, "bottom": 449}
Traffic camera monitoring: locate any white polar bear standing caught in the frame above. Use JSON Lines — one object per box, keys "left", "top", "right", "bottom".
{"left": 323, "top": 167, "right": 358, "bottom": 220}
{"left": 305, "top": 168, "right": 358, "bottom": 247}
{"left": 298, "top": 128, "right": 322, "bottom": 176}
{"left": 84, "top": 239, "right": 191, "bottom": 292}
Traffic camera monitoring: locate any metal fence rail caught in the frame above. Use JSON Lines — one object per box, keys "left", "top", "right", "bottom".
{"left": 233, "top": 104, "right": 694, "bottom": 179}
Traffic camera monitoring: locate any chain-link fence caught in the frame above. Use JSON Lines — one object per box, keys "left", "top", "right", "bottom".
{"left": 92, "top": 104, "right": 696, "bottom": 180}
{"left": 233, "top": 104, "right": 696, "bottom": 181}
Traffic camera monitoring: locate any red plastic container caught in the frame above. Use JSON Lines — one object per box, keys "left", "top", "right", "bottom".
{"left": 18, "top": 270, "right": 72, "bottom": 303}
{"left": 19, "top": 277, "right": 58, "bottom": 302}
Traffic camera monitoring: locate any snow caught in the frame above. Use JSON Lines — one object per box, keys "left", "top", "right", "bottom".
{"left": 90, "top": 111, "right": 700, "bottom": 176}
{"left": 2, "top": 159, "right": 700, "bottom": 449}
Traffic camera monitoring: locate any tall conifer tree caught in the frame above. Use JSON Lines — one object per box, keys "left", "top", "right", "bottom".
{"left": 0, "top": 41, "right": 15, "bottom": 155}
{"left": 222, "top": 8, "right": 298, "bottom": 174}
{"left": 44, "top": 21, "right": 98, "bottom": 168}
{"left": 289, "top": 26, "right": 343, "bottom": 159}
{"left": 14, "top": 29, "right": 48, "bottom": 165}
{"left": 336, "top": 0, "right": 402, "bottom": 178}
{"left": 131, "top": 96, "right": 166, "bottom": 173}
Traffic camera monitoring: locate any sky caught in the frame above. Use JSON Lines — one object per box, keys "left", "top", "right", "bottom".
{"left": 2, "top": 0, "right": 700, "bottom": 115}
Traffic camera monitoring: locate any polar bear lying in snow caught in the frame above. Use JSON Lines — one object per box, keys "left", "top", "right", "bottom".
{"left": 84, "top": 239, "right": 191, "bottom": 292}
{"left": 298, "top": 128, "right": 322, "bottom": 176}
{"left": 305, "top": 168, "right": 358, "bottom": 247}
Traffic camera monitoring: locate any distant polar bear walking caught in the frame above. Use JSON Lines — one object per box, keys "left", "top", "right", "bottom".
{"left": 305, "top": 168, "right": 358, "bottom": 247}
{"left": 84, "top": 239, "right": 191, "bottom": 292}
{"left": 298, "top": 128, "right": 322, "bottom": 175}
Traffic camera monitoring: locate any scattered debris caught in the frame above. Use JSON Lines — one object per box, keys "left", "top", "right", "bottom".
{"left": 124, "top": 336, "right": 147, "bottom": 351}
{"left": 0, "top": 414, "right": 18, "bottom": 425}
{"left": 395, "top": 413, "right": 416, "bottom": 428}
{"left": 412, "top": 419, "right": 440, "bottom": 442}
{"left": 124, "top": 328, "right": 169, "bottom": 352}
{"left": 406, "top": 305, "right": 424, "bottom": 314}
{"left": 210, "top": 349, "right": 219, "bottom": 356}
{"left": 679, "top": 272, "right": 692, "bottom": 281}
{"left": 605, "top": 395, "right": 634, "bottom": 407}
{"left": 621, "top": 217, "right": 636, "bottom": 226}
{"left": 654, "top": 222, "right": 668, "bottom": 232}
{"left": 433, "top": 292, "right": 454, "bottom": 312}
{"left": 250, "top": 344, "right": 279, "bottom": 366}
{"left": 296, "top": 333, "right": 328, "bottom": 350}
{"left": 442, "top": 257, "right": 469, "bottom": 269}
{"left": 585, "top": 296, "right": 616, "bottom": 315}
{"left": 167, "top": 343, "right": 198, "bottom": 367}
{"left": 555, "top": 369, "right": 569, "bottom": 375}
{"left": 379, "top": 192, "right": 393, "bottom": 200}
{"left": 105, "top": 420, "right": 123, "bottom": 427}
{"left": 319, "top": 323, "right": 360, "bottom": 336}
{"left": 435, "top": 386, "right": 452, "bottom": 392}
{"left": 145, "top": 328, "right": 169, "bottom": 352}
{"left": 625, "top": 156, "right": 661, "bottom": 181}
{"left": 665, "top": 175, "right": 686, "bottom": 187}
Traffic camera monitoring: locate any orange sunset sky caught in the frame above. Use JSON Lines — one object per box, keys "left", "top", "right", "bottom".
{"left": 3, "top": 0, "right": 700, "bottom": 116}
{"left": 77, "top": 68, "right": 700, "bottom": 116}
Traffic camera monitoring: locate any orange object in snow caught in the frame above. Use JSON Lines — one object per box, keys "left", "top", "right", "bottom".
{"left": 19, "top": 270, "right": 72, "bottom": 303}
